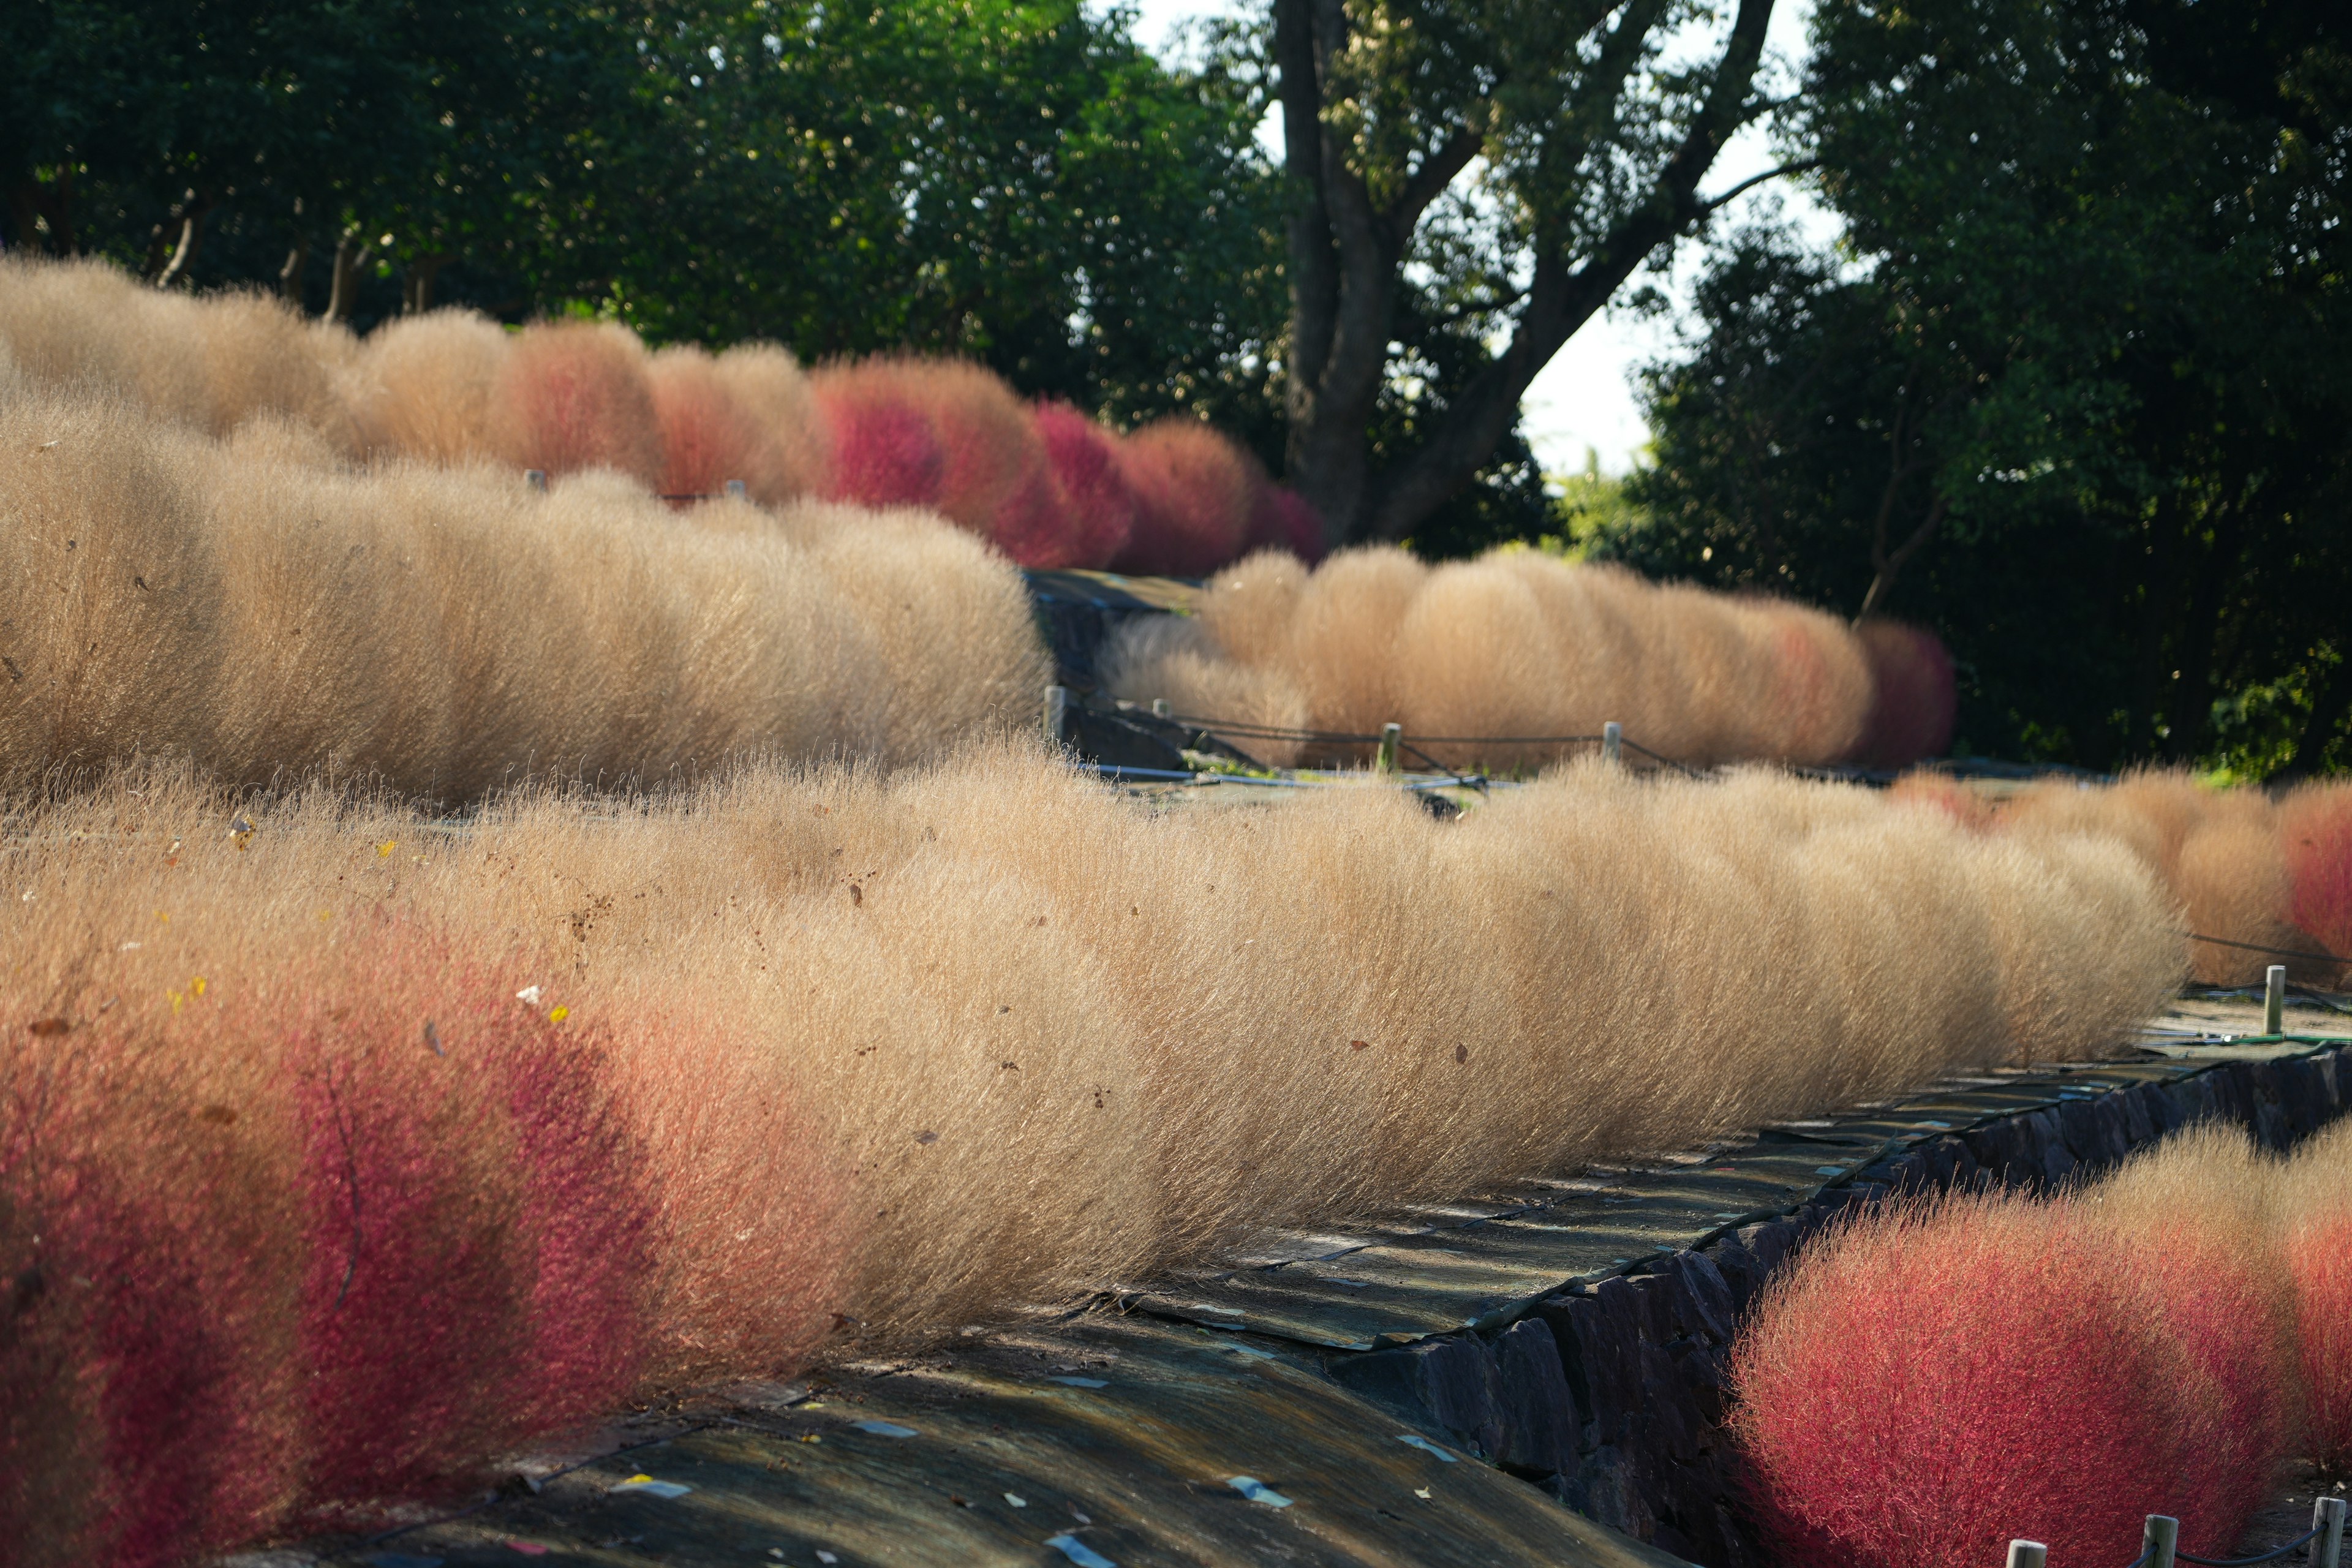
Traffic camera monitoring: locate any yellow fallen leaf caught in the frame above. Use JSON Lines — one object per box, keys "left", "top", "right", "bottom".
{"left": 378, "top": 840, "right": 397, "bottom": 858}
{"left": 191, "top": 976, "right": 206, "bottom": 997}
{"left": 548, "top": 1006, "right": 569, "bottom": 1023}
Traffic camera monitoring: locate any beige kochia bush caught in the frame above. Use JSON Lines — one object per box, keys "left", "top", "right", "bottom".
{"left": 1999, "top": 772, "right": 2332, "bottom": 987}
{"left": 1102, "top": 546, "right": 1880, "bottom": 769}
{"left": 0, "top": 390, "right": 1046, "bottom": 795}
{"left": 2, "top": 748, "right": 2182, "bottom": 1349}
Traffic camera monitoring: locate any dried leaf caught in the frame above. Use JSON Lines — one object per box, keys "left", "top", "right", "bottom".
{"left": 913, "top": 1129, "right": 938, "bottom": 1145}
{"left": 1350, "top": 1039, "right": 1370, "bottom": 1052}
{"left": 27, "top": 1017, "right": 71, "bottom": 1037}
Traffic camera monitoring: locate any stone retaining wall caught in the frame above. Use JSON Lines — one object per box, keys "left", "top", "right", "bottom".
{"left": 1323, "top": 1046, "right": 2350, "bottom": 1568}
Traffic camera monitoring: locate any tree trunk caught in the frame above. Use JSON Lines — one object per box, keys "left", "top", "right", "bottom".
{"left": 401, "top": 254, "right": 450, "bottom": 314}
{"left": 279, "top": 238, "right": 311, "bottom": 306}
{"left": 153, "top": 195, "right": 215, "bottom": 290}
{"left": 325, "top": 230, "right": 377, "bottom": 325}
{"left": 1275, "top": 0, "right": 1777, "bottom": 546}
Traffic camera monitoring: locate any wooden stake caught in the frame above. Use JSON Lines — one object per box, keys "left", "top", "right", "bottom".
{"left": 1152, "top": 699, "right": 1172, "bottom": 719}
{"left": 2313, "top": 1495, "right": 2345, "bottom": 1568}
{"left": 1376, "top": 722, "right": 1402, "bottom": 774}
{"left": 725, "top": 479, "right": 747, "bottom": 500}
{"left": 1602, "top": 721, "right": 1623, "bottom": 764}
{"left": 2144, "top": 1514, "right": 2179, "bottom": 1568}
{"left": 2266, "top": 964, "right": 2287, "bottom": 1035}
{"left": 2007, "top": 1542, "right": 2047, "bottom": 1568}
{"left": 526, "top": 469, "right": 548, "bottom": 492}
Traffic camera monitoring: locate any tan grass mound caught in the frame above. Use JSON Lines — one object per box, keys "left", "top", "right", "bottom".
{"left": 0, "top": 388, "right": 1046, "bottom": 796}
{"left": 1101, "top": 547, "right": 1882, "bottom": 770}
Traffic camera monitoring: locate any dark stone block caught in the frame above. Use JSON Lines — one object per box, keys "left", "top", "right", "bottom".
{"left": 1736, "top": 1220, "right": 1796, "bottom": 1277}
{"left": 1532, "top": 1289, "right": 1634, "bottom": 1446}
{"left": 2040, "top": 1137, "right": 2079, "bottom": 1187}
{"left": 2141, "top": 1078, "right": 2187, "bottom": 1135}
{"left": 2313, "top": 1049, "right": 2346, "bottom": 1119}
{"left": 2168, "top": 1072, "right": 2219, "bottom": 1127}
{"left": 1494, "top": 1317, "right": 1580, "bottom": 1474}
{"left": 2210, "top": 1065, "right": 2253, "bottom": 1127}
{"left": 2117, "top": 1082, "right": 2159, "bottom": 1145}
{"left": 1653, "top": 1252, "right": 1736, "bottom": 1347}
{"left": 1709, "top": 1238, "right": 1760, "bottom": 1315}
{"left": 1940, "top": 1134, "right": 1983, "bottom": 1186}
{"left": 2277, "top": 1057, "right": 2325, "bottom": 1140}
{"left": 1635, "top": 1341, "right": 1700, "bottom": 1465}
{"left": 1966, "top": 1117, "right": 2032, "bottom": 1185}
{"left": 1550, "top": 1446, "right": 1656, "bottom": 1539}
{"left": 1326, "top": 1334, "right": 1506, "bottom": 1459}
{"left": 1669, "top": 1337, "right": 1727, "bottom": 1427}
{"left": 1626, "top": 1273, "right": 1678, "bottom": 1346}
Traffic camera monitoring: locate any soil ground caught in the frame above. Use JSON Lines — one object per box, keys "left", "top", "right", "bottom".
{"left": 2235, "top": 1464, "right": 2348, "bottom": 1559}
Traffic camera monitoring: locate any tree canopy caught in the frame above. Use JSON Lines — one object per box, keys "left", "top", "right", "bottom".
{"left": 3, "top": 0, "right": 1291, "bottom": 439}
{"left": 1604, "top": 0, "right": 2352, "bottom": 776}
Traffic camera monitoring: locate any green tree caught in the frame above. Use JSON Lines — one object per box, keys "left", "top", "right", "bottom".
{"left": 1604, "top": 0, "right": 2352, "bottom": 774}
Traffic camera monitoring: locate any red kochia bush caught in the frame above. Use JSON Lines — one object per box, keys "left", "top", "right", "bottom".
{"left": 1252, "top": 484, "right": 1327, "bottom": 564}
{"left": 813, "top": 364, "right": 947, "bottom": 510}
{"left": 0, "top": 927, "right": 674, "bottom": 1564}
{"left": 1112, "top": 417, "right": 1265, "bottom": 578}
{"left": 2280, "top": 783, "right": 2352, "bottom": 966}
{"left": 492, "top": 321, "right": 664, "bottom": 486}
{"left": 2290, "top": 1213, "right": 2352, "bottom": 1474}
{"left": 1033, "top": 401, "right": 1136, "bottom": 568}
{"left": 1730, "top": 1195, "right": 2193, "bottom": 1568}
{"left": 649, "top": 347, "right": 769, "bottom": 503}
{"left": 1853, "top": 619, "right": 1958, "bottom": 769}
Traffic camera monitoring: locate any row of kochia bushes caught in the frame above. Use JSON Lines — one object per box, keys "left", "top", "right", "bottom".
{"left": 1106, "top": 547, "right": 1958, "bottom": 769}
{"left": 1901, "top": 771, "right": 2352, "bottom": 989}
{"left": 2, "top": 379, "right": 1967, "bottom": 792}
{"left": 0, "top": 257, "right": 1316, "bottom": 576}
{"left": 0, "top": 388, "right": 1047, "bottom": 797}
{"left": 2, "top": 749, "right": 2186, "bottom": 1566}
{"left": 1735, "top": 1120, "right": 2352, "bottom": 1568}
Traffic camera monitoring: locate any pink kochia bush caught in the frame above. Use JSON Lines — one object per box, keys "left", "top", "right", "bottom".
{"left": 1732, "top": 1129, "right": 2315, "bottom": 1568}
{"left": 490, "top": 320, "right": 665, "bottom": 488}
{"left": 812, "top": 358, "right": 1323, "bottom": 573}
{"left": 0, "top": 922, "right": 842, "bottom": 1567}
{"left": 1730, "top": 1195, "right": 2196, "bottom": 1568}
{"left": 2282, "top": 782, "right": 2352, "bottom": 963}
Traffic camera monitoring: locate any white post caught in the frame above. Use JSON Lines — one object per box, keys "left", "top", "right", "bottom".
{"left": 1044, "top": 685, "right": 1069, "bottom": 745}
{"left": 2007, "top": 1542, "right": 2047, "bottom": 1568}
{"left": 2144, "top": 1514, "right": 2179, "bottom": 1568}
{"left": 526, "top": 469, "right": 548, "bottom": 492}
{"left": 1375, "top": 722, "right": 1402, "bottom": 774}
{"left": 2313, "top": 1495, "right": 2345, "bottom": 1568}
{"left": 1602, "top": 721, "right": 1623, "bottom": 764}
{"left": 724, "top": 478, "right": 747, "bottom": 500}
{"left": 2266, "top": 964, "right": 2287, "bottom": 1035}
{"left": 1152, "top": 698, "right": 1172, "bottom": 720}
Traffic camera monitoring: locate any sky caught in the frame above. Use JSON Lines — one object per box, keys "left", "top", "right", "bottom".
{"left": 1102, "top": 1, "right": 1841, "bottom": 477}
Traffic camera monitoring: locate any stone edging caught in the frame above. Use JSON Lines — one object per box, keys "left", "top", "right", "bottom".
{"left": 1312, "top": 1043, "right": 2350, "bottom": 1568}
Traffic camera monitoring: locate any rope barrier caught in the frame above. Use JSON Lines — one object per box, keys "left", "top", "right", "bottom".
{"left": 2009, "top": 1499, "right": 2345, "bottom": 1568}
{"left": 2187, "top": 932, "right": 2351, "bottom": 969}
{"left": 1161, "top": 711, "right": 1708, "bottom": 772}
{"left": 2178, "top": 1531, "right": 2323, "bottom": 1567}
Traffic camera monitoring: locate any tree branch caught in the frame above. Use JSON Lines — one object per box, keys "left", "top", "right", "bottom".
{"left": 1387, "top": 119, "right": 1488, "bottom": 235}
{"left": 1699, "top": 158, "right": 1820, "bottom": 214}
{"left": 1365, "top": 0, "right": 1779, "bottom": 540}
